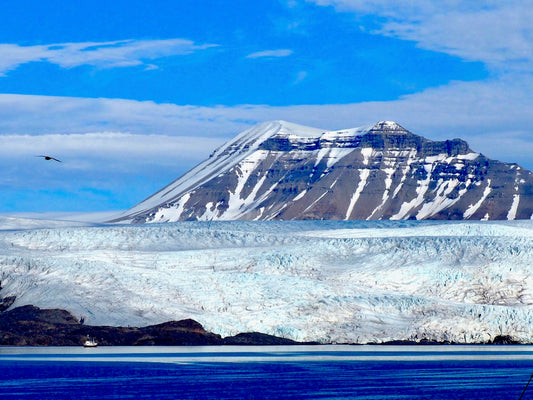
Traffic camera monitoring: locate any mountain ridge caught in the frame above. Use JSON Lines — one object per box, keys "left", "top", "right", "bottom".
{"left": 111, "top": 120, "right": 533, "bottom": 223}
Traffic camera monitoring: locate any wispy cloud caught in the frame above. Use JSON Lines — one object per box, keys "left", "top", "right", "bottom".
{"left": 293, "top": 70, "right": 308, "bottom": 85}
{"left": 0, "top": 94, "right": 253, "bottom": 137}
{"left": 0, "top": 38, "right": 217, "bottom": 76}
{"left": 307, "top": 1, "right": 533, "bottom": 71}
{"left": 1, "top": 84, "right": 533, "bottom": 169}
{"left": 246, "top": 49, "right": 293, "bottom": 59}
{"left": 0, "top": 132, "right": 225, "bottom": 168}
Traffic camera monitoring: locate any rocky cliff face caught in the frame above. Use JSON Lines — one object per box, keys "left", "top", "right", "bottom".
{"left": 112, "top": 121, "right": 533, "bottom": 222}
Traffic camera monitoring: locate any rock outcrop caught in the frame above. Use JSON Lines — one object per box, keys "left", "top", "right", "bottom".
{"left": 0, "top": 305, "right": 309, "bottom": 346}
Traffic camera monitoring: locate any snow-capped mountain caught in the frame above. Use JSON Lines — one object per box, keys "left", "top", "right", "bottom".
{"left": 112, "top": 120, "right": 533, "bottom": 223}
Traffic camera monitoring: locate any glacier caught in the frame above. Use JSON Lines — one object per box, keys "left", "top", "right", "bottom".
{"left": 1, "top": 217, "right": 533, "bottom": 344}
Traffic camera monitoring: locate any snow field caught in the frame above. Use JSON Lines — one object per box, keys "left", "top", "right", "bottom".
{"left": 1, "top": 219, "right": 533, "bottom": 343}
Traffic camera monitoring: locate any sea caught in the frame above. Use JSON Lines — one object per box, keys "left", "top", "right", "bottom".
{"left": 1, "top": 345, "right": 532, "bottom": 399}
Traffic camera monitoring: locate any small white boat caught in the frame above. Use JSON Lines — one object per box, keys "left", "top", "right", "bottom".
{"left": 83, "top": 335, "right": 98, "bottom": 348}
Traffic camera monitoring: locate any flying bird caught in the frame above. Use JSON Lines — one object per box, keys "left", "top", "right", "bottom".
{"left": 37, "top": 155, "right": 62, "bottom": 162}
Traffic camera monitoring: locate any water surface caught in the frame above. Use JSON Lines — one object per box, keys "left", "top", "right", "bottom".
{"left": 1, "top": 345, "right": 532, "bottom": 399}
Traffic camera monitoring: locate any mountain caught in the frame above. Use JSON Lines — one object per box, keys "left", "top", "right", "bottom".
{"left": 112, "top": 120, "right": 533, "bottom": 223}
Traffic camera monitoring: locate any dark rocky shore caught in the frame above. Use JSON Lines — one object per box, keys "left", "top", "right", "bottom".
{"left": 0, "top": 305, "right": 312, "bottom": 346}
{"left": 0, "top": 305, "right": 519, "bottom": 346}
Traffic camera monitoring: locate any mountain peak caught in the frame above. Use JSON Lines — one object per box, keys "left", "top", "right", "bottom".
{"left": 270, "top": 120, "right": 325, "bottom": 138}
{"left": 370, "top": 121, "right": 410, "bottom": 134}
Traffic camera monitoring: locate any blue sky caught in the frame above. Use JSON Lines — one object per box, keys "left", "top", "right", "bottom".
{"left": 0, "top": 0, "right": 532, "bottom": 213}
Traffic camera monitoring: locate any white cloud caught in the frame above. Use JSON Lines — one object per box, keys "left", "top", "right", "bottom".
{"left": 0, "top": 39, "right": 217, "bottom": 75}
{"left": 0, "top": 132, "right": 225, "bottom": 164}
{"left": 307, "top": 1, "right": 533, "bottom": 71}
{"left": 1, "top": 81, "right": 533, "bottom": 170}
{"left": 246, "top": 49, "right": 293, "bottom": 58}
{"left": 0, "top": 94, "right": 252, "bottom": 136}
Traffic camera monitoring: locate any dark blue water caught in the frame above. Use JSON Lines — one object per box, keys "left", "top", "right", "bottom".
{"left": 1, "top": 346, "right": 532, "bottom": 399}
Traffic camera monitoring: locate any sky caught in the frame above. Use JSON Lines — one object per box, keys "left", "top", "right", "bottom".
{"left": 1, "top": 0, "right": 532, "bottom": 213}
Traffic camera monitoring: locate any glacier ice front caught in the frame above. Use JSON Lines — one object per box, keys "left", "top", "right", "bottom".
{"left": 1, "top": 219, "right": 533, "bottom": 343}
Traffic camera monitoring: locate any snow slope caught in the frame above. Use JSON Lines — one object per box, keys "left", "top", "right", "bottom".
{"left": 115, "top": 120, "right": 326, "bottom": 220}
{"left": 1, "top": 219, "right": 533, "bottom": 343}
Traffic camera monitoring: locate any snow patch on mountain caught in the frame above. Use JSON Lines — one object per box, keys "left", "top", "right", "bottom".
{"left": 508, "top": 194, "right": 520, "bottom": 220}
{"left": 464, "top": 181, "right": 492, "bottom": 219}
{"left": 345, "top": 169, "right": 370, "bottom": 220}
